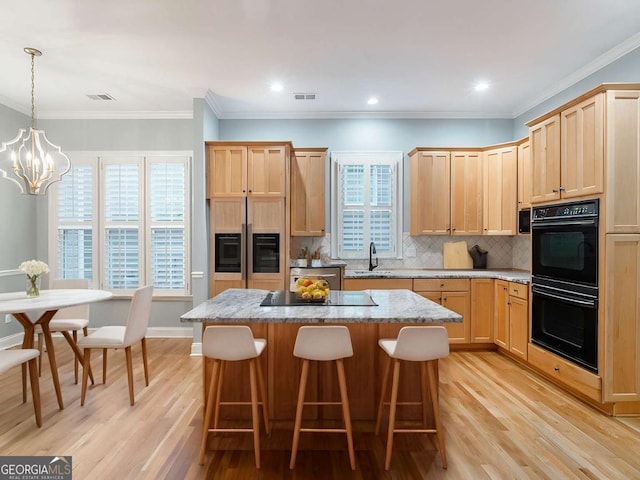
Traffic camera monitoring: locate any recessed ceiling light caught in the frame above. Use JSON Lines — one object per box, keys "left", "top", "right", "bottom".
{"left": 474, "top": 82, "right": 490, "bottom": 92}
{"left": 270, "top": 82, "right": 284, "bottom": 92}
{"left": 367, "top": 97, "right": 379, "bottom": 105}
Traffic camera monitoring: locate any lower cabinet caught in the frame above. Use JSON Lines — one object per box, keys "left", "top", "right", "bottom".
{"left": 494, "top": 280, "right": 529, "bottom": 360}
{"left": 413, "top": 279, "right": 471, "bottom": 343}
{"left": 471, "top": 278, "right": 494, "bottom": 343}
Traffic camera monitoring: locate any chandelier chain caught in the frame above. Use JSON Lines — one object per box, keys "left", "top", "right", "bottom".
{"left": 30, "top": 51, "right": 36, "bottom": 129}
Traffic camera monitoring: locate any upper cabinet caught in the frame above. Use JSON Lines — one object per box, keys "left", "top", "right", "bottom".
{"left": 529, "top": 93, "right": 604, "bottom": 203}
{"left": 206, "top": 143, "right": 289, "bottom": 198}
{"left": 291, "top": 148, "right": 327, "bottom": 236}
{"left": 410, "top": 150, "right": 483, "bottom": 235}
{"left": 517, "top": 139, "right": 531, "bottom": 209}
{"left": 483, "top": 146, "right": 517, "bottom": 235}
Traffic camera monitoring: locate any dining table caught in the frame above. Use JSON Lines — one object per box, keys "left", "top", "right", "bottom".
{"left": 0, "top": 288, "right": 112, "bottom": 410}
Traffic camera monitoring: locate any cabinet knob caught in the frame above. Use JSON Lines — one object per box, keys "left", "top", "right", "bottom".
{"left": 554, "top": 366, "right": 560, "bottom": 372}
{"left": 552, "top": 189, "right": 559, "bottom": 193}
{"left": 559, "top": 187, "right": 565, "bottom": 192}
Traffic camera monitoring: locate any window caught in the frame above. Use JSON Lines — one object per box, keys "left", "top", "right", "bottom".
{"left": 49, "top": 152, "right": 191, "bottom": 296}
{"left": 330, "top": 151, "right": 403, "bottom": 259}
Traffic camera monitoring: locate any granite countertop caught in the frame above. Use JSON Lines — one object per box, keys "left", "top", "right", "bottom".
{"left": 181, "top": 288, "right": 462, "bottom": 324}
{"left": 343, "top": 269, "right": 530, "bottom": 284}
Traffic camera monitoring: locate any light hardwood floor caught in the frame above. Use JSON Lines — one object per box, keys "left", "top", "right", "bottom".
{"left": 1, "top": 338, "right": 640, "bottom": 479}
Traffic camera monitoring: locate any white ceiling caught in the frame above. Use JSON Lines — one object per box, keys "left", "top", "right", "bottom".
{"left": 1, "top": 0, "right": 639, "bottom": 120}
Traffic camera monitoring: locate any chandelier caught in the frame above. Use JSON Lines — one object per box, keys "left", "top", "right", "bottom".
{"left": 0, "top": 48, "right": 70, "bottom": 195}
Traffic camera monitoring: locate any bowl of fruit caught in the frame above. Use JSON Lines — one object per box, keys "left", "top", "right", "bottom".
{"left": 294, "top": 277, "right": 331, "bottom": 303}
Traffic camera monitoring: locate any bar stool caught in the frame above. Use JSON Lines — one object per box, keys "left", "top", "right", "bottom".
{"left": 199, "top": 326, "right": 270, "bottom": 468}
{"left": 375, "top": 326, "right": 449, "bottom": 471}
{"left": 290, "top": 325, "right": 355, "bottom": 470}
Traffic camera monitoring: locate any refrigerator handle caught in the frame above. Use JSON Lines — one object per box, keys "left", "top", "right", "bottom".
{"left": 241, "top": 223, "right": 247, "bottom": 281}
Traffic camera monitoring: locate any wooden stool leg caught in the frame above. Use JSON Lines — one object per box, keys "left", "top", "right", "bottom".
{"left": 102, "top": 348, "right": 108, "bottom": 383}
{"left": 125, "top": 346, "right": 135, "bottom": 406}
{"left": 256, "top": 358, "right": 270, "bottom": 435}
{"left": 73, "top": 330, "right": 79, "bottom": 384}
{"left": 375, "top": 354, "right": 391, "bottom": 435}
{"left": 290, "top": 359, "right": 309, "bottom": 469}
{"left": 37, "top": 333, "right": 43, "bottom": 377}
{"left": 213, "top": 361, "right": 225, "bottom": 431}
{"left": 249, "top": 359, "right": 261, "bottom": 469}
{"left": 428, "top": 360, "right": 447, "bottom": 469}
{"left": 420, "top": 361, "right": 429, "bottom": 428}
{"left": 385, "top": 359, "right": 401, "bottom": 471}
{"left": 27, "top": 357, "right": 42, "bottom": 427}
{"left": 80, "top": 348, "right": 92, "bottom": 406}
{"left": 336, "top": 358, "right": 355, "bottom": 470}
{"left": 199, "top": 359, "right": 220, "bottom": 465}
{"left": 141, "top": 337, "right": 150, "bottom": 386}
{"left": 22, "top": 363, "right": 27, "bottom": 403}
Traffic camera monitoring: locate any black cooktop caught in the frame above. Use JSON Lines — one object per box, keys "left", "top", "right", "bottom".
{"left": 260, "top": 290, "right": 378, "bottom": 307}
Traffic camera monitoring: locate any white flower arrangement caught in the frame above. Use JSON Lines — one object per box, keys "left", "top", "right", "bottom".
{"left": 19, "top": 260, "right": 50, "bottom": 278}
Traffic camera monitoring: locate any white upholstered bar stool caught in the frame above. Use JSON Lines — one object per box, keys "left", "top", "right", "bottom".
{"left": 199, "top": 326, "right": 270, "bottom": 468}
{"left": 1, "top": 349, "right": 41, "bottom": 427}
{"left": 375, "top": 326, "right": 449, "bottom": 471}
{"left": 290, "top": 325, "right": 356, "bottom": 470}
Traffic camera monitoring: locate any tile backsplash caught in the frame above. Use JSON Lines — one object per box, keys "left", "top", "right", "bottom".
{"left": 292, "top": 234, "right": 531, "bottom": 271}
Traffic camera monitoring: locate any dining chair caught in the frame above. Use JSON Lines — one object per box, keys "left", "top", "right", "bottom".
{"left": 0, "top": 349, "right": 42, "bottom": 427}
{"left": 36, "top": 278, "right": 90, "bottom": 383}
{"left": 78, "top": 285, "right": 153, "bottom": 406}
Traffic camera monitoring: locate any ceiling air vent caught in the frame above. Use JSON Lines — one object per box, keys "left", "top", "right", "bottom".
{"left": 87, "top": 93, "right": 116, "bottom": 101}
{"left": 294, "top": 93, "right": 316, "bottom": 101}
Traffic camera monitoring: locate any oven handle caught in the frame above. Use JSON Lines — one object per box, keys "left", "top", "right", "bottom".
{"left": 531, "top": 219, "right": 597, "bottom": 229}
{"left": 532, "top": 286, "right": 597, "bottom": 308}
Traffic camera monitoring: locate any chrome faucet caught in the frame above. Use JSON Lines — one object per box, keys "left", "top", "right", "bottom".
{"left": 369, "top": 242, "right": 378, "bottom": 271}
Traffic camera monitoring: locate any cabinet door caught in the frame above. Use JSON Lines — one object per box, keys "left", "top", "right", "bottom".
{"left": 494, "top": 280, "right": 509, "bottom": 349}
{"left": 561, "top": 93, "right": 604, "bottom": 198}
{"left": 207, "top": 145, "right": 247, "bottom": 197}
{"left": 604, "top": 235, "right": 640, "bottom": 402}
{"left": 247, "top": 146, "right": 286, "bottom": 196}
{"left": 606, "top": 90, "right": 640, "bottom": 233}
{"left": 291, "top": 150, "right": 326, "bottom": 236}
{"left": 530, "top": 114, "right": 561, "bottom": 203}
{"left": 442, "top": 291, "right": 471, "bottom": 343}
{"left": 410, "top": 151, "right": 451, "bottom": 235}
{"left": 483, "top": 147, "right": 517, "bottom": 235}
{"left": 509, "top": 296, "right": 529, "bottom": 360}
{"left": 451, "top": 151, "right": 483, "bottom": 235}
{"left": 471, "top": 278, "right": 494, "bottom": 343}
{"left": 517, "top": 140, "right": 531, "bottom": 209}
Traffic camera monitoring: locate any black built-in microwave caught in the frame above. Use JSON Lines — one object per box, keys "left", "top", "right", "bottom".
{"left": 518, "top": 208, "right": 531, "bottom": 234}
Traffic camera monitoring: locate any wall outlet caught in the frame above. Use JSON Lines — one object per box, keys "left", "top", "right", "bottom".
{"left": 4, "top": 314, "right": 11, "bottom": 324}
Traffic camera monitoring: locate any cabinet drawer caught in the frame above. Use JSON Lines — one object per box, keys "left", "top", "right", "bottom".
{"left": 413, "top": 278, "right": 470, "bottom": 292}
{"left": 508, "top": 282, "right": 528, "bottom": 300}
{"left": 528, "top": 343, "right": 601, "bottom": 402}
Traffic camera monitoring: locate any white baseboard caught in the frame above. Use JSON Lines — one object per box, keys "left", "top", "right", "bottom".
{"left": 0, "top": 333, "right": 25, "bottom": 350}
{"left": 190, "top": 342, "right": 202, "bottom": 357}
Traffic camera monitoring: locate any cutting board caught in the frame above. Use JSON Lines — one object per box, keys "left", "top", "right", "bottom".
{"left": 443, "top": 241, "right": 473, "bottom": 269}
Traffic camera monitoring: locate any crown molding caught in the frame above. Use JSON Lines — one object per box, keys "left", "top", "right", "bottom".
{"left": 36, "top": 110, "right": 193, "bottom": 120}
{"left": 204, "top": 90, "right": 224, "bottom": 118}
{"left": 512, "top": 32, "right": 640, "bottom": 118}
{"left": 214, "top": 109, "right": 512, "bottom": 120}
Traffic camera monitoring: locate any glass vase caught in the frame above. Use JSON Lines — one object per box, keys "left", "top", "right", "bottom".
{"left": 27, "top": 276, "right": 41, "bottom": 297}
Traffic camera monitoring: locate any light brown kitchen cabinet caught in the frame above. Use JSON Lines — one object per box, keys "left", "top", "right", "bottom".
{"left": 410, "top": 149, "right": 483, "bottom": 235}
{"left": 470, "top": 278, "right": 494, "bottom": 343}
{"left": 206, "top": 142, "right": 289, "bottom": 198}
{"left": 291, "top": 148, "right": 327, "bottom": 236}
{"left": 604, "top": 235, "right": 640, "bottom": 402}
{"left": 560, "top": 93, "right": 604, "bottom": 199}
{"left": 517, "top": 139, "right": 531, "bottom": 209}
{"left": 413, "top": 278, "right": 470, "bottom": 343}
{"left": 494, "top": 280, "right": 529, "bottom": 360}
{"left": 606, "top": 90, "right": 640, "bottom": 233}
{"left": 410, "top": 150, "right": 451, "bottom": 235}
{"left": 483, "top": 146, "right": 517, "bottom": 235}
{"left": 529, "top": 114, "right": 561, "bottom": 203}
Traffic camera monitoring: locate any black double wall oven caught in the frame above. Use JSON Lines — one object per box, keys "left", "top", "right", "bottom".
{"left": 531, "top": 199, "right": 599, "bottom": 373}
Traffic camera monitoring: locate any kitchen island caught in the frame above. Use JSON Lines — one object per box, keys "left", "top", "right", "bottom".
{"left": 182, "top": 288, "right": 461, "bottom": 422}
